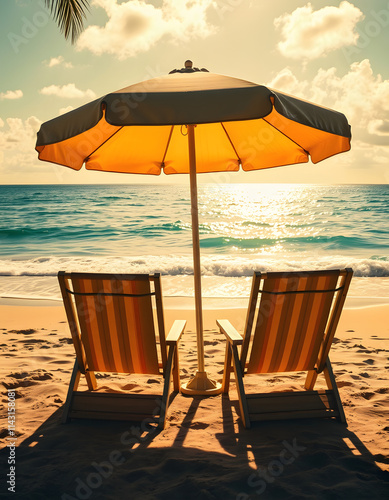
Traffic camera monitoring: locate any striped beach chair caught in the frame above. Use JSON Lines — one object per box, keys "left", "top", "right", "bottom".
{"left": 217, "top": 269, "right": 353, "bottom": 428}
{"left": 58, "top": 272, "right": 186, "bottom": 428}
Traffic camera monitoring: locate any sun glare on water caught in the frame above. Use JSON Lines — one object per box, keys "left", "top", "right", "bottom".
{"left": 198, "top": 183, "right": 325, "bottom": 253}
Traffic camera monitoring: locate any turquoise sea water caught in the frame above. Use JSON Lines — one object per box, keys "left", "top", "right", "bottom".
{"left": 0, "top": 183, "right": 388, "bottom": 300}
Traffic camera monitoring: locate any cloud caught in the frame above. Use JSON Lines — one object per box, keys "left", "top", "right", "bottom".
{"left": 267, "top": 68, "right": 309, "bottom": 96}
{"left": 44, "top": 56, "right": 73, "bottom": 68}
{"left": 267, "top": 59, "right": 389, "bottom": 147}
{"left": 0, "top": 116, "right": 42, "bottom": 152}
{"left": 367, "top": 119, "right": 389, "bottom": 136}
{"left": 0, "top": 116, "right": 45, "bottom": 178}
{"left": 59, "top": 106, "right": 75, "bottom": 115}
{"left": 39, "top": 84, "right": 96, "bottom": 99}
{"left": 274, "top": 1, "right": 364, "bottom": 60}
{"left": 76, "top": 0, "right": 217, "bottom": 60}
{"left": 0, "top": 90, "right": 23, "bottom": 100}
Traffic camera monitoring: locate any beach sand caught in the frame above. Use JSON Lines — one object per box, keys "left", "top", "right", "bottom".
{"left": 1, "top": 300, "right": 388, "bottom": 499}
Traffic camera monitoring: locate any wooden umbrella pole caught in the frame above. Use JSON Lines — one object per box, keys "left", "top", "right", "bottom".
{"left": 188, "top": 124, "right": 205, "bottom": 372}
{"left": 180, "top": 125, "right": 222, "bottom": 395}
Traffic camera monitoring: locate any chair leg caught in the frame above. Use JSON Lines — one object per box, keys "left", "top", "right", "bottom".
{"left": 85, "top": 370, "right": 97, "bottom": 391}
{"left": 158, "top": 344, "right": 175, "bottom": 429}
{"left": 324, "top": 358, "right": 347, "bottom": 424}
{"left": 222, "top": 342, "right": 233, "bottom": 394}
{"left": 231, "top": 345, "right": 250, "bottom": 429}
{"left": 304, "top": 369, "right": 318, "bottom": 391}
{"left": 62, "top": 359, "right": 81, "bottom": 423}
{"left": 172, "top": 345, "right": 180, "bottom": 393}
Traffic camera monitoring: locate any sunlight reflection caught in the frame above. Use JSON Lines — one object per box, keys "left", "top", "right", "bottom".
{"left": 198, "top": 184, "right": 326, "bottom": 252}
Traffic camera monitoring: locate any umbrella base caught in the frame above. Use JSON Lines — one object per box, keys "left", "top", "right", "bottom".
{"left": 181, "top": 371, "right": 222, "bottom": 396}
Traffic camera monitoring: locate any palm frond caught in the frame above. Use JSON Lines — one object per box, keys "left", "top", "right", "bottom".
{"left": 45, "top": 0, "right": 90, "bottom": 43}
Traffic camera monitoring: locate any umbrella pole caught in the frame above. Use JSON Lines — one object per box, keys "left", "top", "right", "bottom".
{"left": 189, "top": 125, "right": 205, "bottom": 373}
{"left": 181, "top": 124, "right": 222, "bottom": 395}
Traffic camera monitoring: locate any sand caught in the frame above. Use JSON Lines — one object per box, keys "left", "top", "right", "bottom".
{"left": 1, "top": 300, "right": 388, "bottom": 499}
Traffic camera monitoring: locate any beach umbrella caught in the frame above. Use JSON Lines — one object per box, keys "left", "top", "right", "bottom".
{"left": 35, "top": 60, "right": 351, "bottom": 395}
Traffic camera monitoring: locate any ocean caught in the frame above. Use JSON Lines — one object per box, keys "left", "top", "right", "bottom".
{"left": 1, "top": 183, "right": 388, "bottom": 306}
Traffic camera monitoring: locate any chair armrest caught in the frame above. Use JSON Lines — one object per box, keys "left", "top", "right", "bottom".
{"left": 216, "top": 319, "right": 243, "bottom": 345}
{"left": 166, "top": 320, "right": 187, "bottom": 346}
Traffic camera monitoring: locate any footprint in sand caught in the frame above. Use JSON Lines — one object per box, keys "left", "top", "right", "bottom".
{"left": 32, "top": 370, "right": 54, "bottom": 381}
{"left": 49, "top": 359, "right": 72, "bottom": 365}
{"left": 9, "top": 329, "right": 37, "bottom": 335}
{"left": 204, "top": 340, "right": 220, "bottom": 346}
{"left": 332, "top": 337, "right": 342, "bottom": 344}
{"left": 206, "top": 349, "right": 221, "bottom": 355}
{"left": 376, "top": 388, "right": 389, "bottom": 394}
{"left": 46, "top": 394, "right": 63, "bottom": 404}
{"left": 122, "top": 383, "right": 140, "bottom": 390}
{"left": 5, "top": 370, "right": 54, "bottom": 387}
{"left": 18, "top": 338, "right": 48, "bottom": 344}
{"left": 266, "top": 377, "right": 283, "bottom": 383}
{"left": 8, "top": 371, "right": 30, "bottom": 379}
{"left": 147, "top": 379, "right": 161, "bottom": 384}
{"left": 337, "top": 381, "right": 353, "bottom": 388}
{"left": 185, "top": 422, "right": 209, "bottom": 430}
{"left": 184, "top": 355, "right": 197, "bottom": 362}
{"left": 356, "top": 391, "right": 376, "bottom": 400}
{"left": 59, "top": 337, "right": 72, "bottom": 344}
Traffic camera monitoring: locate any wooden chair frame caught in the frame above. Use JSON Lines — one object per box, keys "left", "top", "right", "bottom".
{"left": 217, "top": 269, "right": 353, "bottom": 428}
{"left": 58, "top": 271, "right": 186, "bottom": 429}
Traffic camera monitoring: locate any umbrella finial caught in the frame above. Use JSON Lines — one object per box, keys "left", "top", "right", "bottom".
{"left": 168, "top": 61, "right": 209, "bottom": 74}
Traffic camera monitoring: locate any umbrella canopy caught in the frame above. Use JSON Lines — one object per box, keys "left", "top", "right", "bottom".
{"left": 36, "top": 64, "right": 350, "bottom": 174}
{"left": 36, "top": 61, "right": 351, "bottom": 394}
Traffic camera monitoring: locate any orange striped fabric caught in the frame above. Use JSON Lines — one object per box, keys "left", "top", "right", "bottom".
{"left": 246, "top": 272, "right": 340, "bottom": 374}
{"left": 70, "top": 276, "right": 160, "bottom": 374}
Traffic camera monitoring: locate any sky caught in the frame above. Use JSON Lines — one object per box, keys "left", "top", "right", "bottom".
{"left": 0, "top": 0, "right": 388, "bottom": 185}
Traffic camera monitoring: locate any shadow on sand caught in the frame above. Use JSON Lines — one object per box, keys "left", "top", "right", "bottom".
{"left": 1, "top": 396, "right": 388, "bottom": 500}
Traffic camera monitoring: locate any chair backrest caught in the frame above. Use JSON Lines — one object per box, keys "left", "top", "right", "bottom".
{"left": 241, "top": 269, "right": 353, "bottom": 375}
{"left": 58, "top": 272, "right": 167, "bottom": 375}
